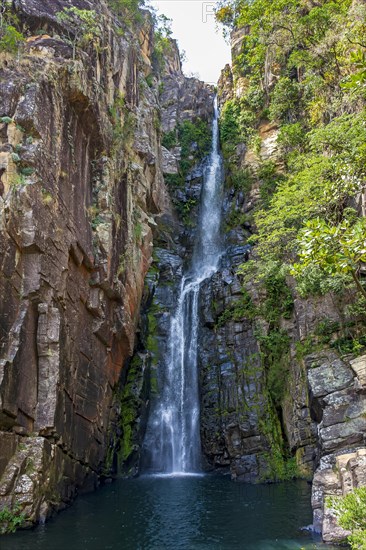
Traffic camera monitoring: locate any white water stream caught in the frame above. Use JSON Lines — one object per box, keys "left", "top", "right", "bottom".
{"left": 143, "top": 98, "right": 223, "bottom": 474}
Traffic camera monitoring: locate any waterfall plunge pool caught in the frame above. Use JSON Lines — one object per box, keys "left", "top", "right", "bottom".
{"left": 1, "top": 476, "right": 338, "bottom": 549}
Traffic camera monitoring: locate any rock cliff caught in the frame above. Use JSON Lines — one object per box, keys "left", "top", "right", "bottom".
{"left": 0, "top": 0, "right": 212, "bottom": 526}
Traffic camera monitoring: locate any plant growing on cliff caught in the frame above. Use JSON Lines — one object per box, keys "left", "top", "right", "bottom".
{"left": 219, "top": 98, "right": 256, "bottom": 165}
{"left": 152, "top": 15, "right": 173, "bottom": 72}
{"left": 328, "top": 487, "right": 366, "bottom": 549}
{"left": 342, "top": 49, "right": 366, "bottom": 92}
{"left": 56, "top": 7, "right": 101, "bottom": 60}
{"left": 164, "top": 118, "right": 211, "bottom": 189}
{"left": 0, "top": 2, "right": 24, "bottom": 55}
{"left": 0, "top": 504, "right": 25, "bottom": 534}
{"left": 107, "top": 0, "right": 144, "bottom": 26}
{"left": 179, "top": 119, "right": 211, "bottom": 173}
{"left": 292, "top": 217, "right": 366, "bottom": 301}
{"left": 109, "top": 92, "right": 136, "bottom": 152}
{"left": 0, "top": 24, "right": 24, "bottom": 54}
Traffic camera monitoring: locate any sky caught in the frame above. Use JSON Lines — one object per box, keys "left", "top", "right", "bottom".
{"left": 149, "top": 0, "right": 231, "bottom": 84}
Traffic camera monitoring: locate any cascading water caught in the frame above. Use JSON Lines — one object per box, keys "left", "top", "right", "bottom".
{"left": 142, "top": 97, "right": 223, "bottom": 474}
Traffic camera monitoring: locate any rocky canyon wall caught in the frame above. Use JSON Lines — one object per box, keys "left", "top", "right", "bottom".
{"left": 0, "top": 0, "right": 212, "bottom": 526}
{"left": 0, "top": 0, "right": 365, "bottom": 545}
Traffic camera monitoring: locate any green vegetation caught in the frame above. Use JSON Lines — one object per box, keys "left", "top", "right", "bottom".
{"left": 56, "top": 7, "right": 101, "bottom": 59}
{"left": 254, "top": 262, "right": 293, "bottom": 407}
{"left": 152, "top": 15, "right": 173, "bottom": 72}
{"left": 216, "top": 0, "right": 366, "bottom": 314}
{"left": 328, "top": 487, "right": 366, "bottom": 549}
{"left": 216, "top": 289, "right": 256, "bottom": 327}
{"left": 0, "top": 505, "right": 25, "bottom": 534}
{"left": 257, "top": 328, "right": 290, "bottom": 407}
{"left": 146, "top": 309, "right": 159, "bottom": 363}
{"left": 217, "top": 261, "right": 293, "bottom": 409}
{"left": 109, "top": 91, "right": 136, "bottom": 152}
{"left": 219, "top": 96, "right": 257, "bottom": 167}
{"left": 216, "top": 0, "right": 366, "bottom": 299}
{"left": 0, "top": 4, "right": 25, "bottom": 54}
{"left": 162, "top": 130, "right": 177, "bottom": 150}
{"left": 104, "top": 353, "right": 149, "bottom": 476}
{"left": 0, "top": 116, "right": 13, "bottom": 124}
{"left": 163, "top": 119, "right": 211, "bottom": 188}
{"left": 260, "top": 451, "right": 300, "bottom": 482}
{"left": 108, "top": 0, "right": 144, "bottom": 25}
{"left": 293, "top": 216, "right": 366, "bottom": 300}
{"left": 162, "top": 118, "right": 211, "bottom": 225}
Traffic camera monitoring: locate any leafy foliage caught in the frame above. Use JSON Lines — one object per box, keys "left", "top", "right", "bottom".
{"left": 108, "top": 0, "right": 144, "bottom": 24}
{"left": 152, "top": 15, "right": 173, "bottom": 72}
{"left": 217, "top": 0, "right": 366, "bottom": 481}
{"left": 244, "top": 111, "right": 366, "bottom": 296}
{"left": 216, "top": 289, "right": 257, "bottom": 327}
{"left": 56, "top": 7, "right": 101, "bottom": 59}
{"left": 178, "top": 119, "right": 211, "bottom": 175}
{"left": 0, "top": 505, "right": 25, "bottom": 534}
{"left": 162, "top": 130, "right": 177, "bottom": 150}
{"left": 219, "top": 97, "right": 257, "bottom": 166}
{"left": 342, "top": 49, "right": 366, "bottom": 90}
{"left": 328, "top": 487, "right": 366, "bottom": 549}
{"left": 293, "top": 216, "right": 366, "bottom": 300}
{"left": 0, "top": 3, "right": 24, "bottom": 54}
{"left": 163, "top": 119, "right": 211, "bottom": 190}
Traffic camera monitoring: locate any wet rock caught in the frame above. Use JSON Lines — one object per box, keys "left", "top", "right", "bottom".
{"left": 198, "top": 251, "right": 277, "bottom": 480}
{"left": 231, "top": 454, "right": 258, "bottom": 482}
{"left": 217, "top": 25, "right": 366, "bottom": 545}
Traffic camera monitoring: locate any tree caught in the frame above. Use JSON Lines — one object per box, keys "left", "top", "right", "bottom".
{"left": 342, "top": 49, "right": 366, "bottom": 91}
{"left": 292, "top": 216, "right": 366, "bottom": 300}
{"left": 0, "top": 1, "right": 24, "bottom": 54}
{"left": 107, "top": 0, "right": 144, "bottom": 25}
{"left": 152, "top": 15, "right": 173, "bottom": 73}
{"left": 0, "top": 24, "right": 24, "bottom": 54}
{"left": 56, "top": 7, "right": 101, "bottom": 60}
{"left": 328, "top": 487, "right": 366, "bottom": 550}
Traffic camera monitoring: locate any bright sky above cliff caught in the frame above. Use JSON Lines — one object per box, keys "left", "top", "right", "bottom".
{"left": 150, "top": 0, "right": 231, "bottom": 84}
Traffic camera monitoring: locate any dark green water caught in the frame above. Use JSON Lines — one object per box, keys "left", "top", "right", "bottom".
{"left": 1, "top": 476, "right": 336, "bottom": 550}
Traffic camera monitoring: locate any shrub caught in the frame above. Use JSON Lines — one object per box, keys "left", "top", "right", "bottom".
{"left": 0, "top": 505, "right": 25, "bottom": 534}
{"left": 0, "top": 25, "right": 24, "bottom": 54}
{"left": 56, "top": 7, "right": 101, "bottom": 59}
{"left": 162, "top": 130, "right": 177, "bottom": 150}
{"left": 269, "top": 78, "right": 301, "bottom": 122}
{"left": 328, "top": 487, "right": 366, "bottom": 550}
{"left": 107, "top": 0, "right": 144, "bottom": 25}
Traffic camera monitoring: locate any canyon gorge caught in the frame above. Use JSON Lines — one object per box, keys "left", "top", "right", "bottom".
{"left": 0, "top": 0, "right": 365, "bottom": 547}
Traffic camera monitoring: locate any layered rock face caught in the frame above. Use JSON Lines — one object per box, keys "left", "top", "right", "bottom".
{"left": 0, "top": 0, "right": 167, "bottom": 523}
{"left": 309, "top": 353, "right": 366, "bottom": 542}
{"left": 198, "top": 248, "right": 281, "bottom": 481}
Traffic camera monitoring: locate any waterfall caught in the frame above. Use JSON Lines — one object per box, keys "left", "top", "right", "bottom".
{"left": 142, "top": 97, "right": 223, "bottom": 474}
